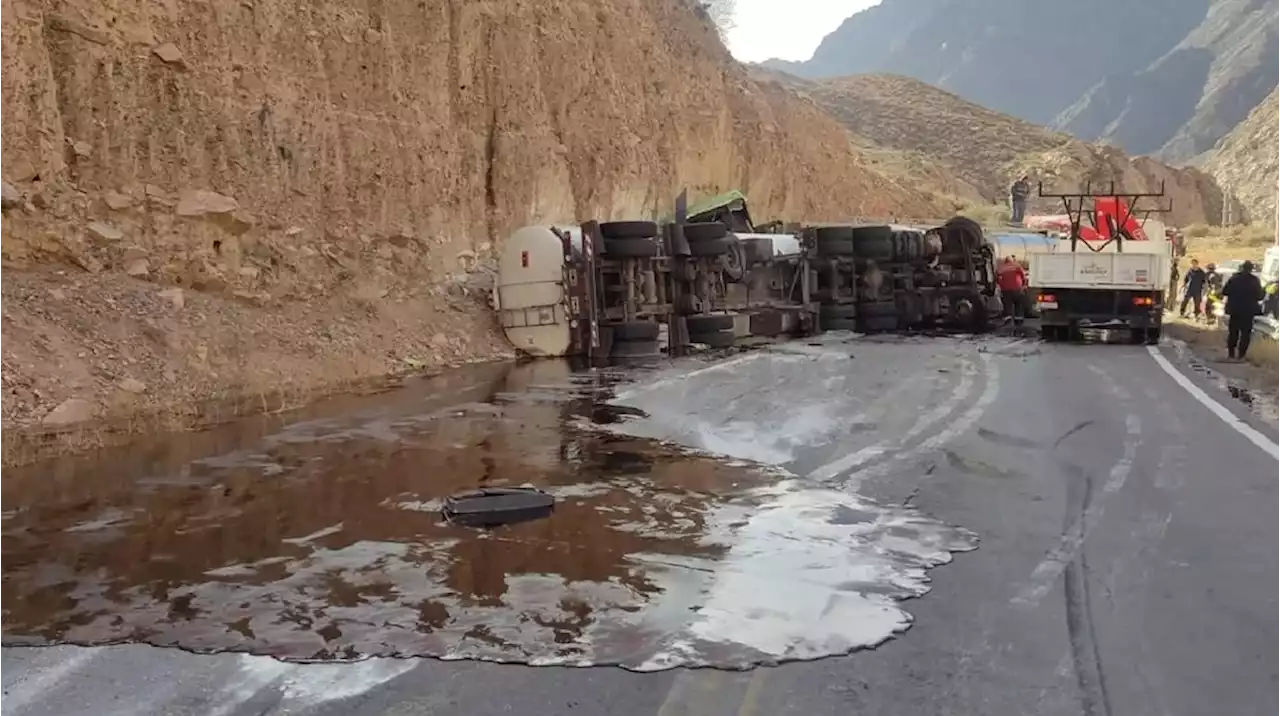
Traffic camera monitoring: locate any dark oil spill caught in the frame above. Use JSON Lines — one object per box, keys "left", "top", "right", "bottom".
{"left": 1, "top": 359, "right": 773, "bottom": 666}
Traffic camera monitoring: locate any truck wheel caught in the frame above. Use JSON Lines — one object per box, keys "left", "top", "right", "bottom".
{"left": 603, "top": 237, "right": 659, "bottom": 258}
{"left": 609, "top": 321, "right": 660, "bottom": 342}
{"left": 851, "top": 225, "right": 894, "bottom": 260}
{"left": 1146, "top": 327, "right": 1162, "bottom": 345}
{"left": 689, "top": 329, "right": 736, "bottom": 348}
{"left": 683, "top": 222, "right": 729, "bottom": 241}
{"left": 1041, "top": 326, "right": 1059, "bottom": 342}
{"left": 858, "top": 300, "right": 897, "bottom": 318}
{"left": 611, "top": 339, "right": 661, "bottom": 358}
{"left": 815, "top": 226, "right": 856, "bottom": 257}
{"left": 686, "top": 314, "right": 734, "bottom": 333}
{"left": 688, "top": 237, "right": 731, "bottom": 257}
{"left": 860, "top": 315, "right": 899, "bottom": 333}
{"left": 819, "top": 303, "right": 858, "bottom": 320}
{"left": 741, "top": 237, "right": 774, "bottom": 264}
{"left": 1128, "top": 328, "right": 1146, "bottom": 345}
{"left": 600, "top": 221, "right": 658, "bottom": 240}
{"left": 820, "top": 317, "right": 859, "bottom": 332}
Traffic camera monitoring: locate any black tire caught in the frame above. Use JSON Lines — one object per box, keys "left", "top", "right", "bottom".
{"left": 611, "top": 339, "right": 660, "bottom": 357}
{"left": 815, "top": 226, "right": 856, "bottom": 257}
{"left": 686, "top": 314, "right": 734, "bottom": 333}
{"left": 683, "top": 222, "right": 728, "bottom": 241}
{"left": 858, "top": 300, "right": 897, "bottom": 318}
{"left": 851, "top": 225, "right": 894, "bottom": 260}
{"left": 603, "top": 237, "right": 659, "bottom": 258}
{"left": 819, "top": 303, "right": 858, "bottom": 320}
{"left": 860, "top": 314, "right": 899, "bottom": 333}
{"left": 689, "top": 329, "right": 736, "bottom": 348}
{"left": 610, "top": 321, "right": 660, "bottom": 342}
{"left": 1041, "top": 326, "right": 1059, "bottom": 342}
{"left": 612, "top": 354, "right": 662, "bottom": 366}
{"left": 741, "top": 237, "right": 774, "bottom": 264}
{"left": 688, "top": 236, "right": 730, "bottom": 257}
{"left": 820, "top": 317, "right": 859, "bottom": 332}
{"left": 1129, "top": 328, "right": 1146, "bottom": 345}
{"left": 1146, "top": 327, "right": 1162, "bottom": 345}
{"left": 600, "top": 221, "right": 658, "bottom": 240}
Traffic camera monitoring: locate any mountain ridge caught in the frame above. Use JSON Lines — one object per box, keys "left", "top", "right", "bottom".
{"left": 759, "top": 0, "right": 1278, "bottom": 163}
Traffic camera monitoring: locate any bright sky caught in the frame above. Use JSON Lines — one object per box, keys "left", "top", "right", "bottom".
{"left": 726, "top": 0, "right": 882, "bottom": 63}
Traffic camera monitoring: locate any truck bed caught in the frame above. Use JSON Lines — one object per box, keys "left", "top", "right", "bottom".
{"left": 1029, "top": 247, "right": 1169, "bottom": 292}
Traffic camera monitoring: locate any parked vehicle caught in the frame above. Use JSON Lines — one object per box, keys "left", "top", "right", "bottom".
{"left": 1026, "top": 183, "right": 1174, "bottom": 344}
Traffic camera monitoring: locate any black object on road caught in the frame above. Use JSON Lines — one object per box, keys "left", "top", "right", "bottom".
{"left": 443, "top": 487, "right": 556, "bottom": 528}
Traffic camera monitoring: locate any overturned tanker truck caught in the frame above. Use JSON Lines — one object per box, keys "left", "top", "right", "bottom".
{"left": 493, "top": 191, "right": 1001, "bottom": 363}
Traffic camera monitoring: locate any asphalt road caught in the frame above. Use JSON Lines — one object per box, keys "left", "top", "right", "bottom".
{"left": 4, "top": 333, "right": 1277, "bottom": 716}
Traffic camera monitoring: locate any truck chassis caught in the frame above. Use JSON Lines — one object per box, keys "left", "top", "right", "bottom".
{"left": 543, "top": 213, "right": 1001, "bottom": 364}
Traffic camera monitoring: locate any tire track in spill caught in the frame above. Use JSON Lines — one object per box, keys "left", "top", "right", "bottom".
{"left": 1015, "top": 365, "right": 1145, "bottom": 716}
{"left": 1012, "top": 366, "right": 1142, "bottom": 608}
{"left": 807, "top": 357, "right": 979, "bottom": 482}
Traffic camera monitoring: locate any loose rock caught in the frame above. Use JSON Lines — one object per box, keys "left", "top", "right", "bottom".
{"left": 124, "top": 258, "right": 151, "bottom": 276}
{"left": 2, "top": 182, "right": 22, "bottom": 211}
{"left": 71, "top": 140, "right": 93, "bottom": 158}
{"left": 104, "top": 191, "right": 133, "bottom": 210}
{"left": 42, "top": 398, "right": 96, "bottom": 426}
{"left": 118, "top": 378, "right": 148, "bottom": 394}
{"left": 158, "top": 287, "right": 186, "bottom": 310}
{"left": 87, "top": 221, "right": 124, "bottom": 242}
{"left": 176, "top": 189, "right": 239, "bottom": 216}
{"left": 153, "top": 43, "right": 185, "bottom": 66}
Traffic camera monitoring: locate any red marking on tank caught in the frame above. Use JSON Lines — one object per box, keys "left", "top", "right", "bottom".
{"left": 521, "top": 251, "right": 529, "bottom": 268}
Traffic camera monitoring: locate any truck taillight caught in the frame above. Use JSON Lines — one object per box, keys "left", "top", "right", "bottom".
{"left": 1132, "top": 296, "right": 1154, "bottom": 306}
{"left": 1037, "top": 293, "right": 1056, "bottom": 303}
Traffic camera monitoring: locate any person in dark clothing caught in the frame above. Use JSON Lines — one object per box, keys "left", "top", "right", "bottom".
{"left": 1169, "top": 261, "right": 1180, "bottom": 307}
{"left": 1179, "top": 259, "right": 1205, "bottom": 317}
{"left": 1221, "top": 260, "right": 1265, "bottom": 360}
{"left": 1010, "top": 175, "right": 1031, "bottom": 224}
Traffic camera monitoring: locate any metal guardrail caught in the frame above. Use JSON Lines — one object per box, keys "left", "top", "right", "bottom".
{"left": 1255, "top": 316, "right": 1279, "bottom": 340}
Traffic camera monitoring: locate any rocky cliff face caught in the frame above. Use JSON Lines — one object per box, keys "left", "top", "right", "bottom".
{"left": 1202, "top": 88, "right": 1279, "bottom": 225}
{"left": 760, "top": 0, "right": 1277, "bottom": 163}
{"left": 3, "top": 0, "right": 940, "bottom": 274}
{"left": 1, "top": 0, "right": 944, "bottom": 458}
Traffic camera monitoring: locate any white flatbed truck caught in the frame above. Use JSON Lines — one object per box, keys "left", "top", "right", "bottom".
{"left": 1026, "top": 183, "right": 1174, "bottom": 344}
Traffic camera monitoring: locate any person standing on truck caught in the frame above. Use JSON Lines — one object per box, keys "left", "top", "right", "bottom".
{"left": 997, "top": 256, "right": 1028, "bottom": 324}
{"left": 1010, "top": 175, "right": 1031, "bottom": 225}
{"left": 1180, "top": 259, "right": 1206, "bottom": 317}
{"left": 1222, "top": 260, "right": 1266, "bottom": 360}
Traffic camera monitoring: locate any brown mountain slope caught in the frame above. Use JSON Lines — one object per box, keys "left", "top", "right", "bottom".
{"left": 756, "top": 72, "right": 1230, "bottom": 225}
{"left": 1201, "top": 88, "right": 1279, "bottom": 225}
{"left": 0, "top": 0, "right": 945, "bottom": 458}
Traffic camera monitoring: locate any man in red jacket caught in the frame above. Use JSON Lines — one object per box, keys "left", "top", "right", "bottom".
{"left": 997, "top": 256, "right": 1028, "bottom": 324}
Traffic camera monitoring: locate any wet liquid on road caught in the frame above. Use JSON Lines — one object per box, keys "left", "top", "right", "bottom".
{"left": 3, "top": 350, "right": 976, "bottom": 670}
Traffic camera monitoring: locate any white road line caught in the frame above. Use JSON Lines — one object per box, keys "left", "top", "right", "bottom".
{"left": 1146, "top": 345, "right": 1279, "bottom": 460}
{"left": 808, "top": 359, "right": 977, "bottom": 481}
{"left": 1012, "top": 365, "right": 1142, "bottom": 608}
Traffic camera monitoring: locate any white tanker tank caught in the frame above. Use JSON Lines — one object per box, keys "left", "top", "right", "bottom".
{"left": 493, "top": 225, "right": 584, "bottom": 357}
{"left": 987, "top": 231, "right": 1062, "bottom": 267}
